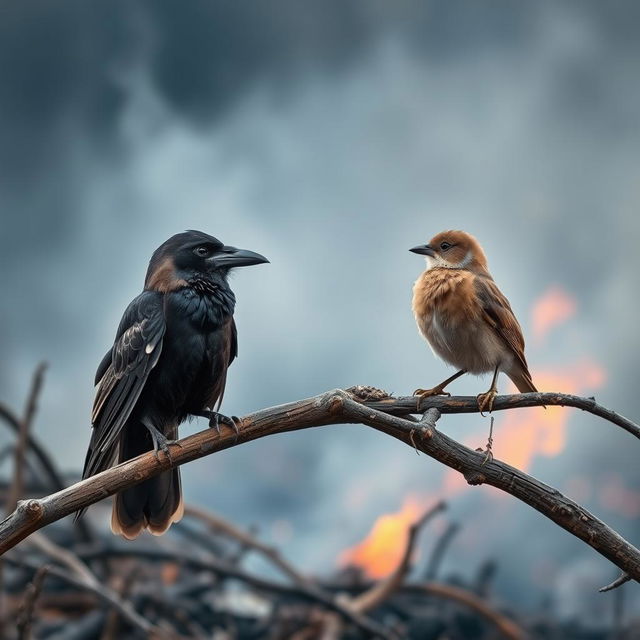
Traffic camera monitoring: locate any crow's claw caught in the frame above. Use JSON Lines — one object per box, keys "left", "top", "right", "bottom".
{"left": 147, "top": 426, "right": 181, "bottom": 464}
{"left": 203, "top": 411, "right": 240, "bottom": 438}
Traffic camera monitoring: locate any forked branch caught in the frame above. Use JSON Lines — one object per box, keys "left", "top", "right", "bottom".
{"left": 0, "top": 388, "right": 638, "bottom": 595}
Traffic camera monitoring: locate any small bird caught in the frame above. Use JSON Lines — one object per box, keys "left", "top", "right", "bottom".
{"left": 78, "top": 231, "right": 268, "bottom": 538}
{"left": 410, "top": 230, "right": 537, "bottom": 430}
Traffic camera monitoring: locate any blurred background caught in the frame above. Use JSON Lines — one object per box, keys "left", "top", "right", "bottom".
{"left": 1, "top": 0, "right": 639, "bottom": 630}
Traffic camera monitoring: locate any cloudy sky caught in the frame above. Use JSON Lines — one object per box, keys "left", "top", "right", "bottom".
{"left": 1, "top": 0, "right": 639, "bottom": 620}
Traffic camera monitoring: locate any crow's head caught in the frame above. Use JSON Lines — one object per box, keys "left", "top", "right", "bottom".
{"left": 145, "top": 230, "right": 269, "bottom": 292}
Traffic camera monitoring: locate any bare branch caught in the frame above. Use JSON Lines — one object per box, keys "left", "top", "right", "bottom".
{"left": 361, "top": 391, "right": 640, "bottom": 441}
{"left": 26, "top": 531, "right": 98, "bottom": 587}
{"left": 6, "top": 363, "right": 47, "bottom": 514}
{"left": 401, "top": 583, "right": 525, "bottom": 640}
{"left": 16, "top": 564, "right": 48, "bottom": 640}
{"left": 0, "top": 404, "right": 65, "bottom": 491}
{"left": 73, "top": 545, "right": 398, "bottom": 639}
{"left": 424, "top": 521, "right": 460, "bottom": 581}
{"left": 184, "top": 504, "right": 311, "bottom": 586}
{"left": 5, "top": 555, "right": 159, "bottom": 637}
{"left": 0, "top": 389, "right": 638, "bottom": 591}
{"left": 0, "top": 381, "right": 95, "bottom": 545}
{"left": 599, "top": 572, "right": 632, "bottom": 593}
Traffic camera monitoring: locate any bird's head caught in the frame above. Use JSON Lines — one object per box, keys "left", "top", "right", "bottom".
{"left": 409, "top": 230, "right": 488, "bottom": 274}
{"left": 145, "top": 230, "right": 269, "bottom": 292}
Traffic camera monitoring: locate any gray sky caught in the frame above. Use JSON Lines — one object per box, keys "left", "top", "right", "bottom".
{"left": 1, "top": 0, "right": 639, "bottom": 619}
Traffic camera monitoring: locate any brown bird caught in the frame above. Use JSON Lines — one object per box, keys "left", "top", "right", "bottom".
{"left": 410, "top": 230, "right": 538, "bottom": 435}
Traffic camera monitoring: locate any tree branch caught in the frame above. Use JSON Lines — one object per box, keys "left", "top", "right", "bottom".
{"left": 72, "top": 545, "right": 397, "bottom": 639}
{"left": 0, "top": 389, "right": 638, "bottom": 593}
{"left": 4, "top": 555, "right": 158, "bottom": 637}
{"left": 6, "top": 363, "right": 47, "bottom": 514}
{"left": 184, "top": 504, "right": 311, "bottom": 587}
{"left": 401, "top": 583, "right": 525, "bottom": 640}
{"left": 356, "top": 390, "right": 640, "bottom": 441}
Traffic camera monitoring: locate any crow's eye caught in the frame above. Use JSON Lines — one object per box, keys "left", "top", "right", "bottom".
{"left": 440, "top": 242, "right": 452, "bottom": 251}
{"left": 194, "top": 246, "right": 211, "bottom": 257}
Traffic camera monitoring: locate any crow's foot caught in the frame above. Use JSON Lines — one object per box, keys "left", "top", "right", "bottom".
{"left": 201, "top": 410, "right": 240, "bottom": 438}
{"left": 145, "top": 422, "right": 182, "bottom": 464}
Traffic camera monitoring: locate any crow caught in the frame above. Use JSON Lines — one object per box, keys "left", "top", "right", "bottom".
{"left": 78, "top": 230, "right": 268, "bottom": 538}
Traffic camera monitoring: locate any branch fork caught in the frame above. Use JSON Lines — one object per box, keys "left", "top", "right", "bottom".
{"left": 0, "top": 387, "right": 638, "bottom": 597}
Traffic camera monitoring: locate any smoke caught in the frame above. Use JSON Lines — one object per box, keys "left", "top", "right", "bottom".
{"left": 1, "top": 0, "right": 639, "bottom": 617}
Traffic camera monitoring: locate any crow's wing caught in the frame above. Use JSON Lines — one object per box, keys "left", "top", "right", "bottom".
{"left": 229, "top": 317, "right": 238, "bottom": 366}
{"left": 82, "top": 291, "right": 166, "bottom": 479}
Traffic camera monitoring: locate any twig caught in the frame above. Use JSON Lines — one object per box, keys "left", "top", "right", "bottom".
{"left": 0, "top": 389, "right": 638, "bottom": 592}
{"left": 100, "top": 563, "right": 138, "bottom": 640}
{"left": 0, "top": 390, "right": 95, "bottom": 545}
{"left": 361, "top": 392, "right": 640, "bottom": 441}
{"left": 424, "top": 521, "right": 460, "bottom": 581}
{"left": 600, "top": 573, "right": 632, "bottom": 593}
{"left": 4, "top": 555, "right": 159, "bottom": 637}
{"left": 16, "top": 564, "right": 48, "bottom": 640}
{"left": 349, "top": 500, "right": 446, "bottom": 613}
{"left": 0, "top": 404, "right": 65, "bottom": 491}
{"left": 473, "top": 559, "right": 498, "bottom": 598}
{"left": 26, "top": 531, "right": 99, "bottom": 587}
{"left": 401, "top": 583, "right": 525, "bottom": 640}
{"left": 184, "top": 504, "right": 312, "bottom": 586}
{"left": 73, "top": 545, "right": 397, "bottom": 639}
{"left": 7, "top": 363, "right": 47, "bottom": 514}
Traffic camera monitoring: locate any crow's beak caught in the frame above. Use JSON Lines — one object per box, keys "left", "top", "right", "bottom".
{"left": 210, "top": 246, "right": 269, "bottom": 268}
{"left": 409, "top": 244, "right": 436, "bottom": 257}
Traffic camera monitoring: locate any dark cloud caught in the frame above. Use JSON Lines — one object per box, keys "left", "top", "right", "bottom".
{"left": 1, "top": 0, "right": 639, "bottom": 617}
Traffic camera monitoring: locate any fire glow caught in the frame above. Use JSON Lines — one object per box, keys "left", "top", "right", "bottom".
{"left": 532, "top": 286, "right": 577, "bottom": 344}
{"left": 338, "top": 495, "right": 425, "bottom": 578}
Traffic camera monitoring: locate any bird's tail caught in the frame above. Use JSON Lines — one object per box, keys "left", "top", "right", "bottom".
{"left": 111, "top": 422, "right": 183, "bottom": 540}
{"left": 508, "top": 367, "right": 538, "bottom": 394}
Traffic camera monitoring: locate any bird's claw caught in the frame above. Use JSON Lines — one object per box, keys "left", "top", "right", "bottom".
{"left": 414, "top": 386, "right": 451, "bottom": 412}
{"left": 150, "top": 433, "right": 182, "bottom": 465}
{"left": 413, "top": 386, "right": 451, "bottom": 398}
{"left": 476, "top": 390, "right": 498, "bottom": 416}
{"left": 206, "top": 411, "right": 240, "bottom": 438}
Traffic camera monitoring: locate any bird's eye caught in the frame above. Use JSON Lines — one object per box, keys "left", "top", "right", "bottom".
{"left": 440, "top": 242, "right": 452, "bottom": 251}
{"left": 194, "top": 246, "right": 211, "bottom": 257}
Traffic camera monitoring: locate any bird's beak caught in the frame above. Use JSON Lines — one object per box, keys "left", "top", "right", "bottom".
{"left": 409, "top": 244, "right": 436, "bottom": 257}
{"left": 210, "top": 246, "right": 270, "bottom": 268}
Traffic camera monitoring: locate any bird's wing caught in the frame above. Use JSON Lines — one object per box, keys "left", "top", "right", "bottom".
{"left": 210, "top": 317, "right": 237, "bottom": 411}
{"left": 229, "top": 317, "right": 238, "bottom": 366}
{"left": 474, "top": 275, "right": 529, "bottom": 372}
{"left": 83, "top": 291, "right": 166, "bottom": 479}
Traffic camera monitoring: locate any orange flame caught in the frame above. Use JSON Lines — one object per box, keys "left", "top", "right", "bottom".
{"left": 489, "top": 360, "right": 606, "bottom": 471}
{"left": 532, "top": 287, "right": 577, "bottom": 344}
{"left": 338, "top": 495, "right": 425, "bottom": 578}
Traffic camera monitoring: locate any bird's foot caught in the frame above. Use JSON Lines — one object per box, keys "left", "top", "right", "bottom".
{"left": 476, "top": 389, "right": 498, "bottom": 416}
{"left": 146, "top": 424, "right": 182, "bottom": 464}
{"left": 413, "top": 385, "right": 451, "bottom": 398}
{"left": 413, "top": 385, "right": 450, "bottom": 411}
{"left": 202, "top": 410, "right": 240, "bottom": 437}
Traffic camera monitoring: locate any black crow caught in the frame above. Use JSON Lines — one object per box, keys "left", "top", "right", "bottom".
{"left": 78, "top": 230, "right": 268, "bottom": 538}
